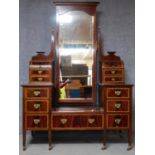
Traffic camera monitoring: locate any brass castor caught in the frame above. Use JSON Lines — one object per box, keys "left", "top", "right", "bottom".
{"left": 23, "top": 146, "right": 26, "bottom": 151}
{"left": 101, "top": 144, "right": 107, "bottom": 150}
{"left": 127, "top": 144, "right": 132, "bottom": 151}
{"left": 49, "top": 145, "right": 53, "bottom": 150}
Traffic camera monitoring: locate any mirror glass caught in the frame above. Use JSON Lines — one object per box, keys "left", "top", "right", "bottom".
{"left": 57, "top": 11, "right": 94, "bottom": 100}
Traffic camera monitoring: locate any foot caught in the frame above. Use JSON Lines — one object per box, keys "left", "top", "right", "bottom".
{"left": 101, "top": 144, "right": 107, "bottom": 150}
{"left": 127, "top": 144, "right": 132, "bottom": 151}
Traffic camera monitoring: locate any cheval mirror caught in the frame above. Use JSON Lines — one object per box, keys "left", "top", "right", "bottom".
{"left": 55, "top": 3, "right": 97, "bottom": 103}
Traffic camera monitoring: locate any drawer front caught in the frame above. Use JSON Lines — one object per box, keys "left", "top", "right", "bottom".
{"left": 107, "top": 100, "right": 129, "bottom": 112}
{"left": 107, "top": 88, "right": 130, "bottom": 98}
{"left": 103, "top": 69, "right": 123, "bottom": 76}
{"left": 102, "top": 63, "right": 123, "bottom": 68}
{"left": 30, "top": 77, "right": 51, "bottom": 82}
{"left": 104, "top": 76, "right": 124, "bottom": 83}
{"left": 25, "top": 115, "right": 48, "bottom": 130}
{"left": 52, "top": 115, "right": 103, "bottom": 129}
{"left": 24, "top": 88, "right": 50, "bottom": 99}
{"left": 30, "top": 69, "right": 51, "bottom": 76}
{"left": 25, "top": 100, "right": 49, "bottom": 113}
{"left": 106, "top": 114, "right": 129, "bottom": 129}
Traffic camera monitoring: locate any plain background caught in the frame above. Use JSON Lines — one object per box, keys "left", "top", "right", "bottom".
{"left": 0, "top": 0, "right": 155, "bottom": 155}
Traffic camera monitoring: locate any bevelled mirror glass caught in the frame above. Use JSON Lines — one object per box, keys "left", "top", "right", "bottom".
{"left": 57, "top": 10, "right": 96, "bottom": 102}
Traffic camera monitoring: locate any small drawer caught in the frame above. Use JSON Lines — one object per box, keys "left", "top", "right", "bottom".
{"left": 107, "top": 88, "right": 129, "bottom": 98}
{"left": 30, "top": 77, "right": 51, "bottom": 82}
{"left": 102, "top": 63, "right": 123, "bottom": 68}
{"left": 30, "top": 69, "right": 51, "bottom": 75}
{"left": 106, "top": 114, "right": 129, "bottom": 129}
{"left": 103, "top": 69, "right": 123, "bottom": 76}
{"left": 25, "top": 100, "right": 49, "bottom": 113}
{"left": 107, "top": 100, "right": 129, "bottom": 112}
{"left": 104, "top": 76, "right": 124, "bottom": 83}
{"left": 24, "top": 88, "right": 50, "bottom": 99}
{"left": 25, "top": 114, "right": 48, "bottom": 130}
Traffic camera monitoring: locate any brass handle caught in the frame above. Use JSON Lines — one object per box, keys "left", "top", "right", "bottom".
{"left": 114, "top": 90, "right": 121, "bottom": 96}
{"left": 60, "top": 118, "right": 67, "bottom": 124}
{"left": 33, "top": 103, "right": 40, "bottom": 110}
{"left": 33, "top": 90, "right": 41, "bottom": 96}
{"left": 38, "top": 77, "right": 43, "bottom": 81}
{"left": 114, "top": 118, "right": 121, "bottom": 125}
{"left": 111, "top": 70, "right": 116, "bottom": 74}
{"left": 33, "top": 119, "right": 40, "bottom": 125}
{"left": 38, "top": 70, "right": 43, "bottom": 74}
{"left": 115, "top": 103, "right": 121, "bottom": 109}
{"left": 111, "top": 78, "right": 115, "bottom": 81}
{"left": 88, "top": 118, "right": 95, "bottom": 124}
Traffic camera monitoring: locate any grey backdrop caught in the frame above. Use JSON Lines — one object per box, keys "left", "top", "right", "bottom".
{"left": 19, "top": 0, "right": 135, "bottom": 136}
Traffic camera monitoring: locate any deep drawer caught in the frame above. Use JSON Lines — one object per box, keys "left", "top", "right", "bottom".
{"left": 25, "top": 100, "right": 49, "bottom": 113}
{"left": 106, "top": 114, "right": 129, "bottom": 129}
{"left": 107, "top": 100, "right": 129, "bottom": 112}
{"left": 107, "top": 88, "right": 130, "bottom": 98}
{"left": 52, "top": 115, "right": 103, "bottom": 129}
{"left": 24, "top": 88, "right": 50, "bottom": 99}
{"left": 25, "top": 114, "right": 48, "bottom": 130}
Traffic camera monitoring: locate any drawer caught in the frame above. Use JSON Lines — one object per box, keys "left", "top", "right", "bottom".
{"left": 52, "top": 115, "right": 103, "bottom": 129}
{"left": 30, "top": 77, "right": 51, "bottom": 82}
{"left": 25, "top": 114, "right": 48, "bottom": 130}
{"left": 24, "top": 88, "right": 50, "bottom": 99}
{"left": 102, "top": 63, "right": 123, "bottom": 68}
{"left": 25, "top": 100, "right": 49, "bottom": 113}
{"left": 103, "top": 69, "right": 123, "bottom": 76}
{"left": 107, "top": 88, "right": 130, "bottom": 98}
{"left": 106, "top": 114, "right": 129, "bottom": 129}
{"left": 104, "top": 76, "right": 124, "bottom": 83}
{"left": 107, "top": 100, "right": 129, "bottom": 112}
{"left": 30, "top": 69, "right": 51, "bottom": 76}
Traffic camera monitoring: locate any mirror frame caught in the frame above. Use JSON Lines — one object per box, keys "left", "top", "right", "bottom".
{"left": 55, "top": 3, "right": 98, "bottom": 103}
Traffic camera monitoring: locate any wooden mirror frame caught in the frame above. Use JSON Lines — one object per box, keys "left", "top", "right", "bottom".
{"left": 55, "top": 2, "right": 99, "bottom": 103}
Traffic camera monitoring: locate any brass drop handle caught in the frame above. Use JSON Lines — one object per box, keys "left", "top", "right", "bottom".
{"left": 33, "top": 90, "right": 41, "bottom": 96}
{"left": 60, "top": 118, "right": 67, "bottom": 124}
{"left": 115, "top": 103, "right": 121, "bottom": 109}
{"left": 111, "top": 70, "right": 116, "bottom": 74}
{"left": 38, "top": 70, "right": 43, "bottom": 74}
{"left": 33, "top": 103, "right": 40, "bottom": 110}
{"left": 111, "top": 78, "right": 115, "bottom": 81}
{"left": 88, "top": 118, "right": 95, "bottom": 124}
{"left": 114, "top": 118, "right": 121, "bottom": 125}
{"left": 33, "top": 119, "right": 40, "bottom": 125}
{"left": 38, "top": 77, "right": 43, "bottom": 81}
{"left": 114, "top": 90, "right": 121, "bottom": 96}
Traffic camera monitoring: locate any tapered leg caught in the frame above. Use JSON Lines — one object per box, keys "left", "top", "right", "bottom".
{"left": 127, "top": 129, "right": 132, "bottom": 151}
{"left": 101, "top": 130, "right": 107, "bottom": 150}
{"left": 23, "top": 130, "right": 26, "bottom": 151}
{"left": 48, "top": 130, "right": 52, "bottom": 150}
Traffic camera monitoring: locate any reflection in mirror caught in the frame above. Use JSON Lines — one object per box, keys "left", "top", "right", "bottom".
{"left": 58, "top": 11, "right": 94, "bottom": 100}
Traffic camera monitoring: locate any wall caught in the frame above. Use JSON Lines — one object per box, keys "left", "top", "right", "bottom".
{"left": 19, "top": 0, "right": 135, "bottom": 136}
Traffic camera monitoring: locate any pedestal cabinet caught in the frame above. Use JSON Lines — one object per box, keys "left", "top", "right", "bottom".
{"left": 100, "top": 85, "right": 132, "bottom": 150}
{"left": 22, "top": 84, "right": 53, "bottom": 150}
